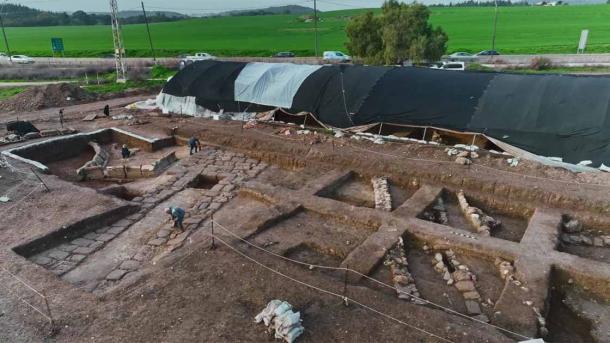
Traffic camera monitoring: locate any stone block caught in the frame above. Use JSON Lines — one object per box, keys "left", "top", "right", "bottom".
{"left": 32, "top": 255, "right": 54, "bottom": 266}
{"left": 69, "top": 254, "right": 87, "bottom": 263}
{"left": 96, "top": 233, "right": 116, "bottom": 242}
{"left": 46, "top": 249, "right": 70, "bottom": 260}
{"left": 455, "top": 280, "right": 476, "bottom": 292}
{"left": 133, "top": 246, "right": 154, "bottom": 262}
{"left": 105, "top": 166, "right": 127, "bottom": 179}
{"left": 96, "top": 227, "right": 110, "bottom": 234}
{"left": 148, "top": 238, "right": 168, "bottom": 246}
{"left": 119, "top": 260, "right": 140, "bottom": 271}
{"left": 83, "top": 232, "right": 100, "bottom": 241}
{"left": 157, "top": 229, "right": 171, "bottom": 238}
{"left": 72, "top": 238, "right": 96, "bottom": 247}
{"left": 108, "top": 226, "right": 127, "bottom": 235}
{"left": 106, "top": 269, "right": 128, "bottom": 281}
{"left": 74, "top": 246, "right": 96, "bottom": 255}
{"left": 57, "top": 244, "right": 79, "bottom": 253}
{"left": 463, "top": 291, "right": 481, "bottom": 300}
{"left": 465, "top": 300, "right": 482, "bottom": 315}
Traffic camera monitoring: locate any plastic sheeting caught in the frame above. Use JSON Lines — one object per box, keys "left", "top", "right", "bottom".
{"left": 235, "top": 63, "right": 322, "bottom": 108}
{"left": 159, "top": 61, "right": 610, "bottom": 168}
{"left": 255, "top": 300, "right": 304, "bottom": 343}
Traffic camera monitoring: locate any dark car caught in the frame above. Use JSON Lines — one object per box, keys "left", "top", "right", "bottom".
{"left": 476, "top": 50, "right": 500, "bottom": 56}
{"left": 273, "top": 52, "right": 295, "bottom": 58}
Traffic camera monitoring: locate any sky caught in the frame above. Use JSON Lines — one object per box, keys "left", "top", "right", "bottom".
{"left": 8, "top": 0, "right": 429, "bottom": 15}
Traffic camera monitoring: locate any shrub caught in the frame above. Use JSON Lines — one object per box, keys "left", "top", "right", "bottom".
{"left": 529, "top": 57, "right": 552, "bottom": 70}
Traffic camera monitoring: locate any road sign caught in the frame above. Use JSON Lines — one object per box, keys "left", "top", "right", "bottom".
{"left": 577, "top": 30, "right": 588, "bottom": 54}
{"left": 51, "top": 38, "right": 64, "bottom": 53}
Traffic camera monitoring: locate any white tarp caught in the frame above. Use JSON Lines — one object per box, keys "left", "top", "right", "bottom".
{"left": 156, "top": 93, "right": 201, "bottom": 115}
{"left": 235, "top": 62, "right": 322, "bottom": 109}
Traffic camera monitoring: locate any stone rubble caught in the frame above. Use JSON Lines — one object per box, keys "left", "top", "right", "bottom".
{"left": 456, "top": 190, "right": 501, "bottom": 236}
{"left": 559, "top": 217, "right": 610, "bottom": 247}
{"left": 429, "top": 249, "right": 489, "bottom": 321}
{"left": 371, "top": 176, "right": 392, "bottom": 212}
{"left": 384, "top": 237, "right": 425, "bottom": 304}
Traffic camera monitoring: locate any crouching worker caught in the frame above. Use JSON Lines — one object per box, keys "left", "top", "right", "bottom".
{"left": 121, "top": 144, "right": 130, "bottom": 159}
{"left": 165, "top": 206, "right": 185, "bottom": 230}
{"left": 188, "top": 136, "right": 201, "bottom": 155}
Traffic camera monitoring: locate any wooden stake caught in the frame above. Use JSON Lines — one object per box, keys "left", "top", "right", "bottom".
{"left": 30, "top": 168, "right": 50, "bottom": 192}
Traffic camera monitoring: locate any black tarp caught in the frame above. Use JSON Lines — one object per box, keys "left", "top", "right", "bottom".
{"left": 162, "top": 61, "right": 610, "bottom": 167}
{"left": 6, "top": 121, "right": 39, "bottom": 136}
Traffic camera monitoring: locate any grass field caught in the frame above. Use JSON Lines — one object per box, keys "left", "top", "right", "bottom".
{"left": 2, "top": 4, "right": 610, "bottom": 57}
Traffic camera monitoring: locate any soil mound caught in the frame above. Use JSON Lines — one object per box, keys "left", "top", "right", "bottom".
{"left": 0, "top": 83, "right": 97, "bottom": 112}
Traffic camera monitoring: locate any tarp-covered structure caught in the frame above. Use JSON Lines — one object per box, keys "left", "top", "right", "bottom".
{"left": 159, "top": 60, "right": 610, "bottom": 169}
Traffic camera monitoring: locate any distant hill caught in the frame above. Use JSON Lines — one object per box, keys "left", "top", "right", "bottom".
{"left": 221, "top": 5, "right": 315, "bottom": 17}
{"left": 0, "top": 4, "right": 188, "bottom": 27}
{"left": 91, "top": 10, "right": 189, "bottom": 19}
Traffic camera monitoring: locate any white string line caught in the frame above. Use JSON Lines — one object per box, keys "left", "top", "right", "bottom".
{"left": 211, "top": 220, "right": 532, "bottom": 341}
{"left": 0, "top": 267, "right": 46, "bottom": 299}
{"left": 0, "top": 277, "right": 52, "bottom": 322}
{"left": 210, "top": 234, "right": 456, "bottom": 343}
{"left": 0, "top": 184, "right": 42, "bottom": 213}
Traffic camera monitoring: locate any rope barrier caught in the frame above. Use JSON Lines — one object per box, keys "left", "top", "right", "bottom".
{"left": 211, "top": 219, "right": 532, "bottom": 341}
{"left": 210, "top": 233, "right": 456, "bottom": 343}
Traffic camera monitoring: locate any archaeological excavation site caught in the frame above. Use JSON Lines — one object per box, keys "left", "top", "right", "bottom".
{"left": 2, "top": 62, "right": 610, "bottom": 343}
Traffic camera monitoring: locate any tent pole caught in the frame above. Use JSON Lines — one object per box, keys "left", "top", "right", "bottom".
{"left": 422, "top": 127, "right": 427, "bottom": 141}
{"left": 378, "top": 123, "right": 383, "bottom": 136}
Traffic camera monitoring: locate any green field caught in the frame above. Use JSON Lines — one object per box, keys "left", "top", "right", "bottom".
{"left": 2, "top": 4, "right": 610, "bottom": 57}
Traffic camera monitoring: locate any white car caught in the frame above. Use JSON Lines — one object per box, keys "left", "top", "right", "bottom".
{"left": 430, "top": 61, "right": 465, "bottom": 71}
{"left": 323, "top": 51, "right": 351, "bottom": 63}
{"left": 180, "top": 52, "right": 216, "bottom": 68}
{"left": 11, "top": 55, "right": 34, "bottom": 64}
{"left": 445, "top": 52, "right": 477, "bottom": 62}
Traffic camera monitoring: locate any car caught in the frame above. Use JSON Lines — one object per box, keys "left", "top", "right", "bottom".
{"left": 10, "top": 55, "right": 34, "bottom": 64}
{"left": 446, "top": 52, "right": 477, "bottom": 62}
{"left": 430, "top": 61, "right": 465, "bottom": 71}
{"left": 323, "top": 51, "right": 351, "bottom": 63}
{"left": 273, "top": 52, "right": 295, "bottom": 58}
{"left": 179, "top": 52, "right": 217, "bottom": 69}
{"left": 476, "top": 50, "right": 500, "bottom": 56}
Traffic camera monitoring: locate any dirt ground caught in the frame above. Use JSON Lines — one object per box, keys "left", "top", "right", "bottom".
{"left": 1, "top": 97, "right": 610, "bottom": 343}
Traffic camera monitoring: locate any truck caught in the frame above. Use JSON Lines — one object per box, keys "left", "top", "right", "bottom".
{"left": 179, "top": 52, "right": 217, "bottom": 68}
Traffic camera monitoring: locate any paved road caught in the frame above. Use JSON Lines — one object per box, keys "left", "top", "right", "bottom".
{"left": 0, "top": 80, "right": 78, "bottom": 88}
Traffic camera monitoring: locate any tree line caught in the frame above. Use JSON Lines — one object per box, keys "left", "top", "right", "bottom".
{"left": 0, "top": 4, "right": 184, "bottom": 27}
{"left": 430, "top": 0, "right": 530, "bottom": 7}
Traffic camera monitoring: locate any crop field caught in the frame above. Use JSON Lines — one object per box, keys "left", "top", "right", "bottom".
{"left": 2, "top": 4, "right": 610, "bottom": 57}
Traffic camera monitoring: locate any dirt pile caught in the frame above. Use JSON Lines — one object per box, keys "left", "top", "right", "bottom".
{"left": 0, "top": 83, "right": 97, "bottom": 112}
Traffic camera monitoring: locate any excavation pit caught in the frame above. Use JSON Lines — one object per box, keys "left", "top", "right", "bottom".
{"left": 419, "top": 190, "right": 531, "bottom": 242}
{"left": 2, "top": 128, "right": 183, "bottom": 191}
{"left": 12, "top": 204, "right": 138, "bottom": 276}
{"left": 318, "top": 172, "right": 418, "bottom": 210}
{"left": 187, "top": 174, "right": 221, "bottom": 190}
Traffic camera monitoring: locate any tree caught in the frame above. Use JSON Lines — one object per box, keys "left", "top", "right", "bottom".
{"left": 345, "top": 11, "right": 383, "bottom": 64}
{"left": 345, "top": 0, "right": 448, "bottom": 64}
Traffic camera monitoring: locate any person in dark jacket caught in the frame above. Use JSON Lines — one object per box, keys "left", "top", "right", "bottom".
{"left": 165, "top": 206, "right": 185, "bottom": 230}
{"left": 188, "top": 136, "right": 201, "bottom": 155}
{"left": 103, "top": 104, "right": 110, "bottom": 117}
{"left": 121, "top": 144, "right": 130, "bottom": 159}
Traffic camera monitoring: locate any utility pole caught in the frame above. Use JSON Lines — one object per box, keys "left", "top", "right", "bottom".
{"left": 110, "top": 0, "right": 127, "bottom": 83}
{"left": 0, "top": 1, "right": 12, "bottom": 63}
{"left": 141, "top": 1, "right": 156, "bottom": 63}
{"left": 491, "top": 0, "right": 499, "bottom": 51}
{"left": 313, "top": 0, "right": 319, "bottom": 57}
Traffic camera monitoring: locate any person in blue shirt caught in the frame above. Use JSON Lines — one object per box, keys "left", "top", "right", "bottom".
{"left": 165, "top": 206, "right": 185, "bottom": 230}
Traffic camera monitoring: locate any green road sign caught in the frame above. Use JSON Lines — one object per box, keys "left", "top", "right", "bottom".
{"left": 51, "top": 38, "right": 64, "bottom": 53}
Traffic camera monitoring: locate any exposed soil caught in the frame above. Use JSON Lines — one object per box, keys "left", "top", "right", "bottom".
{"left": 3, "top": 98, "right": 610, "bottom": 343}
{"left": 0, "top": 83, "right": 96, "bottom": 113}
